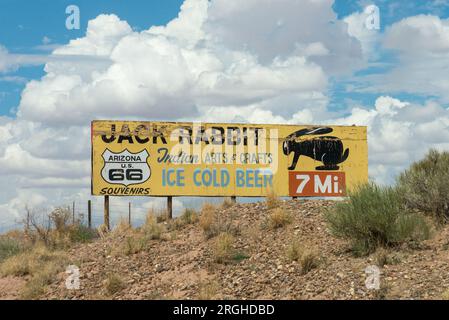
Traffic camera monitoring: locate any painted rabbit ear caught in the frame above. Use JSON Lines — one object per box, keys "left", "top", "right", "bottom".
{"left": 286, "top": 127, "right": 333, "bottom": 139}
{"left": 287, "top": 128, "right": 314, "bottom": 139}
{"left": 304, "top": 127, "right": 333, "bottom": 135}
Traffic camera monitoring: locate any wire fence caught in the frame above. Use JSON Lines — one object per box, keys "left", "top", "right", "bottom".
{"left": 0, "top": 196, "right": 270, "bottom": 233}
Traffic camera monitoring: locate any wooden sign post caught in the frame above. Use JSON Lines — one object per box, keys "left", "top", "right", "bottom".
{"left": 167, "top": 196, "right": 173, "bottom": 219}
{"left": 128, "top": 202, "right": 132, "bottom": 226}
{"left": 88, "top": 200, "right": 92, "bottom": 228}
{"left": 104, "top": 195, "right": 110, "bottom": 231}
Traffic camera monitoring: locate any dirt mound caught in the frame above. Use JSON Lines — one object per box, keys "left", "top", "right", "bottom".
{"left": 3, "top": 199, "right": 449, "bottom": 300}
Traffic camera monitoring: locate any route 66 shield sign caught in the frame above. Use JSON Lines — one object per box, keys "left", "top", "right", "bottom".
{"left": 101, "top": 149, "right": 151, "bottom": 186}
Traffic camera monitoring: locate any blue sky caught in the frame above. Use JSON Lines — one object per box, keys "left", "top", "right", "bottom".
{"left": 0, "top": 0, "right": 184, "bottom": 116}
{"left": 2, "top": 0, "right": 449, "bottom": 230}
{"left": 1, "top": 0, "right": 449, "bottom": 117}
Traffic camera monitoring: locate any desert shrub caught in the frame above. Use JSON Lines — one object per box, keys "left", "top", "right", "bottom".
{"left": 167, "top": 208, "right": 199, "bottom": 232}
{"left": 21, "top": 207, "right": 96, "bottom": 249}
{"left": 112, "top": 233, "right": 147, "bottom": 257}
{"left": 112, "top": 214, "right": 164, "bottom": 256}
{"left": 325, "top": 183, "right": 431, "bottom": 256}
{"left": 68, "top": 224, "right": 97, "bottom": 243}
{"left": 267, "top": 208, "right": 292, "bottom": 229}
{"left": 213, "top": 232, "right": 235, "bottom": 264}
{"left": 199, "top": 203, "right": 240, "bottom": 239}
{"left": 104, "top": 273, "right": 126, "bottom": 295}
{"left": 43, "top": 223, "right": 97, "bottom": 249}
{"left": 199, "top": 203, "right": 216, "bottom": 231}
{"left": 0, "top": 237, "right": 25, "bottom": 263}
{"left": 48, "top": 207, "right": 71, "bottom": 232}
{"left": 142, "top": 213, "right": 163, "bottom": 240}
{"left": 397, "top": 149, "right": 449, "bottom": 222}
{"left": 266, "top": 189, "right": 280, "bottom": 209}
{"left": 285, "top": 241, "right": 320, "bottom": 274}
{"left": 181, "top": 208, "right": 198, "bottom": 225}
{"left": 286, "top": 240, "right": 302, "bottom": 261}
{"left": 299, "top": 249, "right": 320, "bottom": 275}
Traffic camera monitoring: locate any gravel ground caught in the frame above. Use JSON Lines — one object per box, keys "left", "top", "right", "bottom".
{"left": 5, "top": 199, "right": 449, "bottom": 300}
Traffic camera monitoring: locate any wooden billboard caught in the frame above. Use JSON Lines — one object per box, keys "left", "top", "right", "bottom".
{"left": 91, "top": 121, "right": 368, "bottom": 197}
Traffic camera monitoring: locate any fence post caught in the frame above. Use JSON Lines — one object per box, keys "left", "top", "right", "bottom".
{"left": 25, "top": 207, "right": 30, "bottom": 235}
{"left": 128, "top": 202, "right": 131, "bottom": 226}
{"left": 231, "top": 196, "right": 237, "bottom": 203}
{"left": 167, "top": 196, "right": 173, "bottom": 219}
{"left": 88, "top": 200, "right": 92, "bottom": 229}
{"left": 104, "top": 196, "right": 110, "bottom": 231}
{"left": 72, "top": 201, "right": 75, "bottom": 224}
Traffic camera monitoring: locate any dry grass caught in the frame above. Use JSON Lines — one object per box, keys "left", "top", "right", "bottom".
{"left": 286, "top": 240, "right": 302, "bottom": 261}
{"left": 112, "top": 218, "right": 132, "bottom": 236}
{"left": 373, "top": 282, "right": 390, "bottom": 300}
{"left": 198, "top": 280, "right": 219, "bottom": 300}
{"left": 22, "top": 207, "right": 96, "bottom": 249}
{"left": 112, "top": 233, "right": 146, "bottom": 257}
{"left": 142, "top": 213, "right": 163, "bottom": 240}
{"left": 245, "top": 225, "right": 262, "bottom": 243}
{"left": 97, "top": 224, "right": 109, "bottom": 239}
{"left": 0, "top": 236, "right": 26, "bottom": 263}
{"left": 373, "top": 248, "right": 401, "bottom": 267}
{"left": 111, "top": 214, "right": 165, "bottom": 256}
{"left": 199, "top": 203, "right": 240, "bottom": 239}
{"left": 286, "top": 241, "right": 320, "bottom": 275}
{"left": 213, "top": 232, "right": 235, "bottom": 264}
{"left": 199, "top": 203, "right": 216, "bottom": 237}
{"left": 373, "top": 248, "right": 389, "bottom": 267}
{"left": 167, "top": 208, "right": 199, "bottom": 232}
{"left": 104, "top": 273, "right": 126, "bottom": 295}
{"left": 181, "top": 208, "right": 198, "bottom": 225}
{"left": 221, "top": 198, "right": 235, "bottom": 209}
{"left": 148, "top": 208, "right": 169, "bottom": 223}
{"left": 267, "top": 208, "right": 292, "bottom": 229}
{"left": 442, "top": 289, "right": 449, "bottom": 300}
{"left": 266, "top": 189, "right": 281, "bottom": 209}
{"left": 299, "top": 249, "right": 320, "bottom": 275}
{"left": 0, "top": 244, "right": 68, "bottom": 299}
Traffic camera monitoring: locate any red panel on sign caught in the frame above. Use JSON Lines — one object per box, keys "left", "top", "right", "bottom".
{"left": 289, "top": 171, "right": 346, "bottom": 197}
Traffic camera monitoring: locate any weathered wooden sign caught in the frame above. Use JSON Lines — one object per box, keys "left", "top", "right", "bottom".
{"left": 91, "top": 121, "right": 368, "bottom": 197}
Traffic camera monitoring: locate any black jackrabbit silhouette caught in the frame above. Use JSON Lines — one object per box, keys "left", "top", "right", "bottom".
{"left": 283, "top": 127, "right": 349, "bottom": 171}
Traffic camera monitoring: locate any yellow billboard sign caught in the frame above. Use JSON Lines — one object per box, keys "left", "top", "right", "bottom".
{"left": 91, "top": 121, "right": 368, "bottom": 197}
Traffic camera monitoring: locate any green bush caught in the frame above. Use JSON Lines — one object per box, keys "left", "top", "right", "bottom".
{"left": 0, "top": 237, "right": 24, "bottom": 263}
{"left": 397, "top": 149, "right": 449, "bottom": 222}
{"left": 325, "top": 183, "right": 430, "bottom": 256}
{"left": 69, "top": 224, "right": 97, "bottom": 243}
